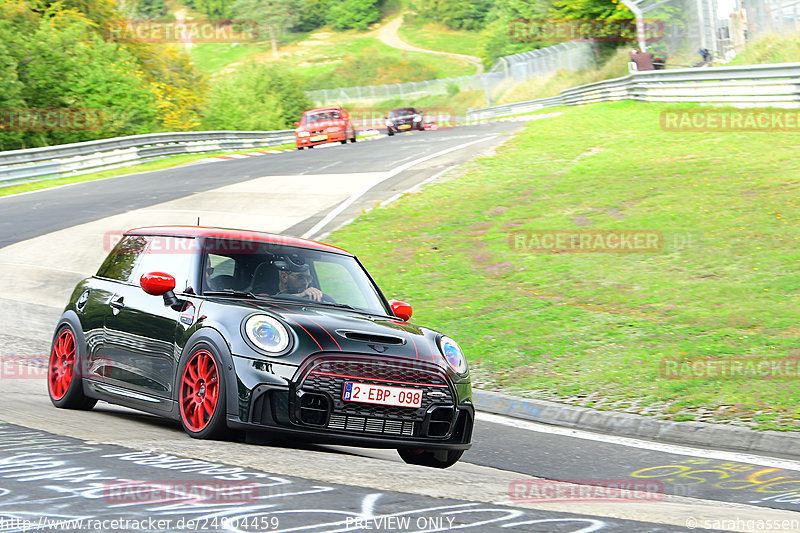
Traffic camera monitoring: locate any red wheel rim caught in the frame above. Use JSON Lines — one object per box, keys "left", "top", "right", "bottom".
{"left": 48, "top": 329, "right": 76, "bottom": 400}
{"left": 179, "top": 350, "right": 219, "bottom": 432}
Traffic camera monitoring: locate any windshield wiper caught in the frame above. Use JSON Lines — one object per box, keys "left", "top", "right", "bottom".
{"left": 203, "top": 290, "right": 260, "bottom": 299}
{"left": 323, "top": 302, "right": 356, "bottom": 310}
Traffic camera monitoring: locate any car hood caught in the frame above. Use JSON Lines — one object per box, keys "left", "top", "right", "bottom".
{"left": 297, "top": 119, "right": 347, "bottom": 131}
{"left": 239, "top": 300, "right": 448, "bottom": 366}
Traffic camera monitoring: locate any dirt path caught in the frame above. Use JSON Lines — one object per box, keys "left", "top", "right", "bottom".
{"left": 377, "top": 15, "right": 484, "bottom": 75}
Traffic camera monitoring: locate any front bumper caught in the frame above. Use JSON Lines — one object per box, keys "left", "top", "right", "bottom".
{"left": 231, "top": 354, "right": 474, "bottom": 450}
{"left": 296, "top": 131, "right": 347, "bottom": 148}
{"left": 388, "top": 122, "right": 422, "bottom": 133}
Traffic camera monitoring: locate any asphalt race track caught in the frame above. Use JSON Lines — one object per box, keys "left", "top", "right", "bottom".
{"left": 1, "top": 124, "right": 799, "bottom": 532}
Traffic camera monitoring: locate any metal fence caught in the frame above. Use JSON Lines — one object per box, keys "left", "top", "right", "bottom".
{"left": 744, "top": 0, "right": 800, "bottom": 38}
{"left": 0, "top": 130, "right": 294, "bottom": 185}
{"left": 624, "top": 0, "right": 800, "bottom": 66}
{"left": 306, "top": 41, "right": 596, "bottom": 106}
{"left": 466, "top": 62, "right": 800, "bottom": 120}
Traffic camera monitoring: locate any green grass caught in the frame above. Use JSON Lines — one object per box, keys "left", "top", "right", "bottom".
{"left": 728, "top": 32, "right": 800, "bottom": 65}
{"left": 283, "top": 34, "right": 476, "bottom": 89}
{"left": 191, "top": 29, "right": 475, "bottom": 85}
{"left": 190, "top": 42, "right": 275, "bottom": 75}
{"left": 496, "top": 48, "right": 631, "bottom": 105}
{"left": 0, "top": 144, "right": 296, "bottom": 197}
{"left": 327, "top": 100, "right": 800, "bottom": 431}
{"left": 397, "top": 14, "right": 482, "bottom": 57}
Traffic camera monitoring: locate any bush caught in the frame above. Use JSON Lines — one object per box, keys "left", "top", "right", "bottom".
{"left": 327, "top": 0, "right": 384, "bottom": 30}
{"left": 306, "top": 46, "right": 438, "bottom": 89}
{"left": 202, "top": 62, "right": 311, "bottom": 130}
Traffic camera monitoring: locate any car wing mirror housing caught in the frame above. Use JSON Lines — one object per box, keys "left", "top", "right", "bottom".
{"left": 388, "top": 299, "right": 412, "bottom": 321}
{"left": 140, "top": 272, "right": 183, "bottom": 310}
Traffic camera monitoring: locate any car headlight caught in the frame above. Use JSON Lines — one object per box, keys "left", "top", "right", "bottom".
{"left": 297, "top": 131, "right": 310, "bottom": 137}
{"left": 385, "top": 120, "right": 393, "bottom": 126}
{"left": 439, "top": 336, "right": 467, "bottom": 374}
{"left": 244, "top": 314, "right": 290, "bottom": 354}
{"left": 413, "top": 114, "right": 422, "bottom": 122}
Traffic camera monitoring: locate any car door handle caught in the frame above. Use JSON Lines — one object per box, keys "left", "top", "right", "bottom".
{"left": 110, "top": 296, "right": 125, "bottom": 309}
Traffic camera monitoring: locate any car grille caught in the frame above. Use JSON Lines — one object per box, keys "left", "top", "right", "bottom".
{"left": 327, "top": 414, "right": 415, "bottom": 436}
{"left": 295, "top": 358, "right": 454, "bottom": 437}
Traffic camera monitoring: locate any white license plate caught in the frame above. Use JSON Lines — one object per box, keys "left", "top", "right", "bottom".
{"left": 310, "top": 134, "right": 328, "bottom": 142}
{"left": 342, "top": 381, "right": 422, "bottom": 408}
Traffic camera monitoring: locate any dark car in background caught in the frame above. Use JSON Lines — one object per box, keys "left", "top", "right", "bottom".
{"left": 385, "top": 107, "right": 424, "bottom": 135}
{"left": 48, "top": 226, "right": 473, "bottom": 468}
{"left": 295, "top": 106, "right": 357, "bottom": 149}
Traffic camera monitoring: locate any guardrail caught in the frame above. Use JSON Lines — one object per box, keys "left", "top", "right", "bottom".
{"left": 466, "top": 62, "right": 800, "bottom": 120}
{"left": 0, "top": 130, "right": 294, "bottom": 185}
{"left": 4, "top": 62, "right": 799, "bottom": 186}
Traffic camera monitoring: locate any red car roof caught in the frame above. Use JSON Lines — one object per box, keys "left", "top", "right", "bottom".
{"left": 124, "top": 226, "right": 352, "bottom": 255}
{"left": 304, "top": 106, "right": 345, "bottom": 113}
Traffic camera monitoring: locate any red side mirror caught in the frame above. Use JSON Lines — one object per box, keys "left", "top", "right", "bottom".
{"left": 294, "top": 121, "right": 300, "bottom": 127}
{"left": 388, "top": 299, "right": 412, "bottom": 321}
{"left": 140, "top": 272, "right": 176, "bottom": 296}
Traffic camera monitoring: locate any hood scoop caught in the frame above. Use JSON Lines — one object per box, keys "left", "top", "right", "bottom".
{"left": 336, "top": 330, "right": 406, "bottom": 345}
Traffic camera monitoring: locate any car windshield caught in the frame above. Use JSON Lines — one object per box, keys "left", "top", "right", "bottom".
{"left": 201, "top": 239, "right": 388, "bottom": 315}
{"left": 302, "top": 110, "right": 341, "bottom": 124}
{"left": 389, "top": 108, "right": 415, "bottom": 117}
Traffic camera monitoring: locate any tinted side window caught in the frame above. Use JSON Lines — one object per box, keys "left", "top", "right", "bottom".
{"left": 135, "top": 237, "right": 195, "bottom": 293}
{"left": 96, "top": 236, "right": 148, "bottom": 282}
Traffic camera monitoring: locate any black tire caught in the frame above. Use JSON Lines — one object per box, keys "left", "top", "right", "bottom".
{"left": 387, "top": 131, "right": 394, "bottom": 136}
{"left": 340, "top": 139, "right": 347, "bottom": 144}
{"left": 178, "top": 344, "right": 228, "bottom": 440}
{"left": 297, "top": 146, "right": 304, "bottom": 150}
{"left": 48, "top": 324, "right": 97, "bottom": 410}
{"left": 350, "top": 135, "right": 356, "bottom": 143}
{"left": 397, "top": 448, "right": 464, "bottom": 468}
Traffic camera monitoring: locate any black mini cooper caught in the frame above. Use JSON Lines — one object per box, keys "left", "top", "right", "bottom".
{"left": 48, "top": 226, "right": 473, "bottom": 468}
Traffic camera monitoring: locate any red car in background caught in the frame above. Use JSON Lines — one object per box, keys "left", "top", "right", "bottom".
{"left": 295, "top": 106, "right": 357, "bottom": 150}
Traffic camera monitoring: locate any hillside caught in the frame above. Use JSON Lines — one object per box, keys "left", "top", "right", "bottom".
{"left": 188, "top": 16, "right": 485, "bottom": 89}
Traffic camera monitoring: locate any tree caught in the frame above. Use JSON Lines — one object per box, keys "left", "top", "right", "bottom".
{"left": 476, "top": 0, "right": 550, "bottom": 66}
{"left": 0, "top": 38, "right": 27, "bottom": 150}
{"left": 413, "top": 0, "right": 492, "bottom": 31}
{"left": 291, "top": 0, "right": 329, "bottom": 32}
{"left": 202, "top": 62, "right": 311, "bottom": 131}
{"left": 233, "top": 0, "right": 300, "bottom": 58}
{"left": 549, "top": 0, "right": 634, "bottom": 23}
{"left": 549, "top": 0, "right": 635, "bottom": 58}
{"left": 0, "top": 0, "right": 207, "bottom": 149}
{"left": 326, "top": 0, "right": 383, "bottom": 30}
{"left": 117, "top": 0, "right": 167, "bottom": 19}
{"left": 184, "top": 0, "right": 231, "bottom": 19}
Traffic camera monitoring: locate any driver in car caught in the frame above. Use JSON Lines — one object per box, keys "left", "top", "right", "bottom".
{"left": 274, "top": 255, "right": 323, "bottom": 301}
